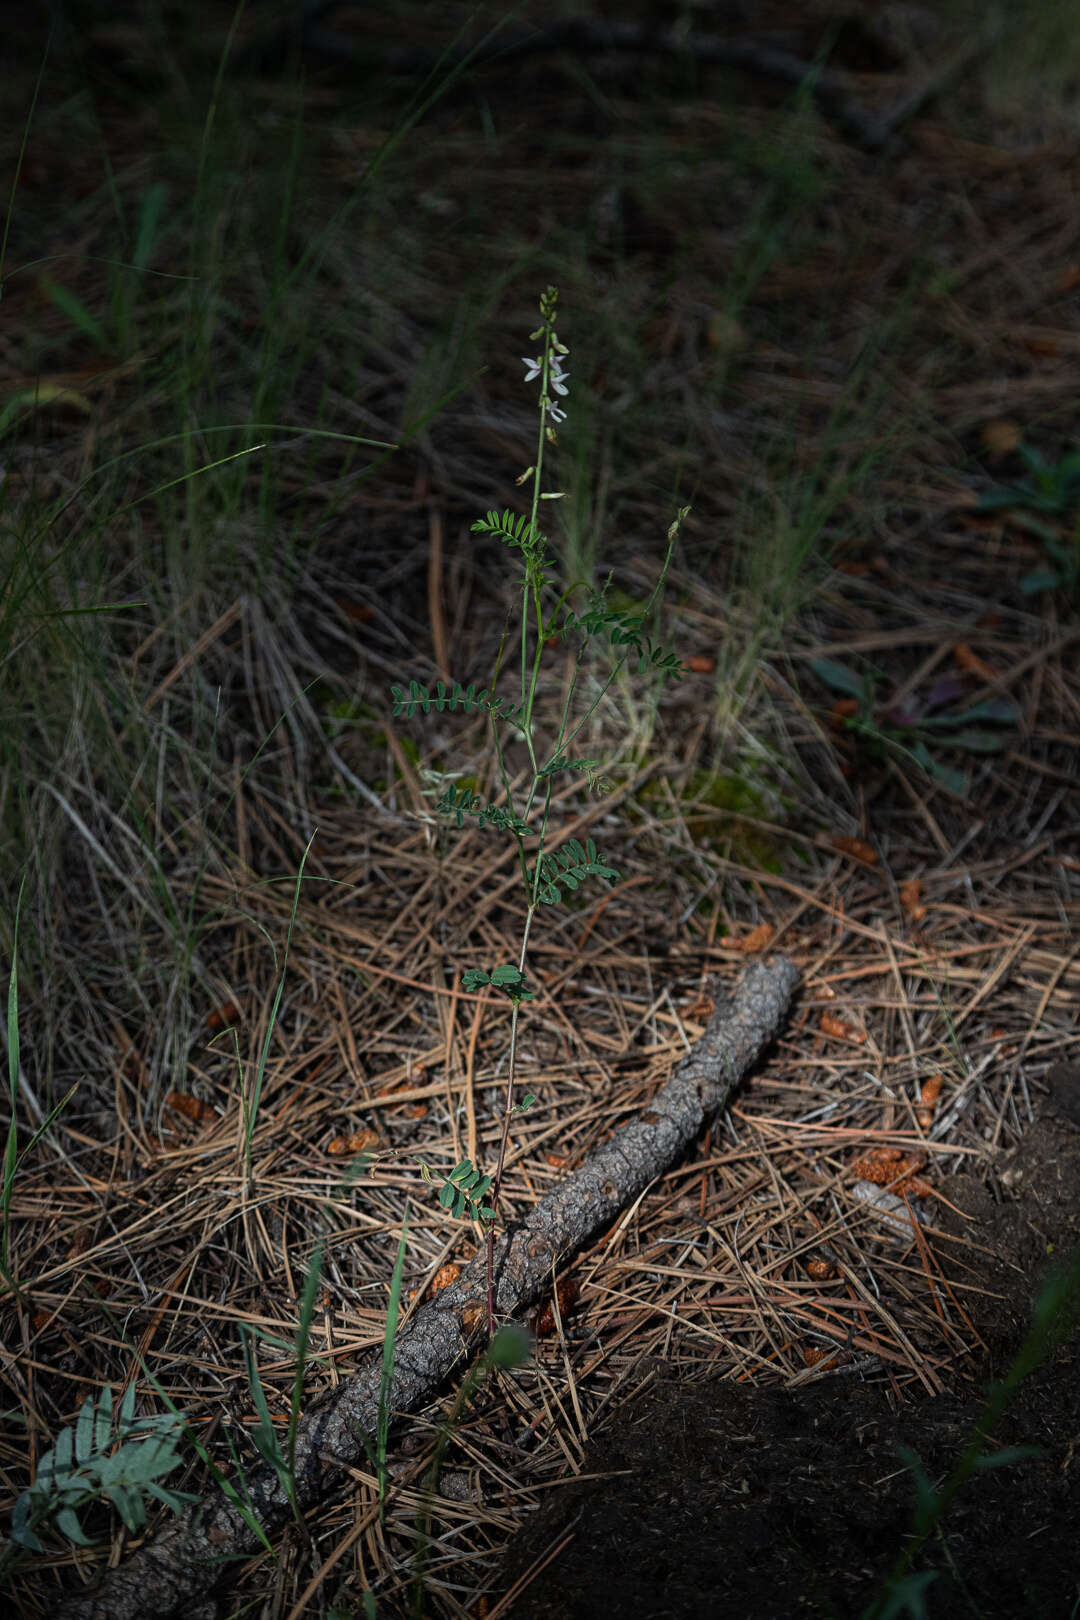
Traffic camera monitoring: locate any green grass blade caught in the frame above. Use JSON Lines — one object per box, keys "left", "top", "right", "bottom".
{"left": 377, "top": 1206, "right": 409, "bottom": 1511}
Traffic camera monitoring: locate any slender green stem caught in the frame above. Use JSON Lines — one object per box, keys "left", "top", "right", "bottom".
{"left": 484, "top": 906, "right": 534, "bottom": 1334}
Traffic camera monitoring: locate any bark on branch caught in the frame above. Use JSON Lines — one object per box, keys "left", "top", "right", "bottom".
{"left": 60, "top": 956, "right": 799, "bottom": 1620}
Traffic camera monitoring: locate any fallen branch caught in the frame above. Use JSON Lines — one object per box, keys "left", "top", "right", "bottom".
{"left": 60, "top": 956, "right": 798, "bottom": 1620}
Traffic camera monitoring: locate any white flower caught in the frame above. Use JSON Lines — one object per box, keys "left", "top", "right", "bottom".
{"left": 546, "top": 402, "right": 567, "bottom": 423}
{"left": 522, "top": 356, "right": 542, "bottom": 382}
{"left": 549, "top": 355, "right": 570, "bottom": 395}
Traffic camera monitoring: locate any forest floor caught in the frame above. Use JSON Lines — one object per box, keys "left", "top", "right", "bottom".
{"left": 1, "top": 3, "right": 1078, "bottom": 1617}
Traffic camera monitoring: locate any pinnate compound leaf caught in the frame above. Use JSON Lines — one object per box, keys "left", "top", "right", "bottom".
{"left": 145, "top": 1481, "right": 200, "bottom": 1510}
{"left": 560, "top": 607, "right": 685, "bottom": 680}
{"left": 463, "top": 963, "right": 536, "bottom": 1001}
{"left": 390, "top": 679, "right": 527, "bottom": 730}
{"left": 471, "top": 509, "right": 544, "bottom": 553}
{"left": 533, "top": 836, "right": 620, "bottom": 905}
{"left": 436, "top": 784, "right": 529, "bottom": 834}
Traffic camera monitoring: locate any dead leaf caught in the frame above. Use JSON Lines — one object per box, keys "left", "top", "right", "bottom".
{"left": 831, "top": 834, "right": 878, "bottom": 865}
{"left": 205, "top": 1001, "right": 240, "bottom": 1032}
{"left": 805, "top": 1258, "right": 836, "bottom": 1281}
{"left": 920, "top": 1074, "right": 944, "bottom": 1106}
{"left": 1023, "top": 333, "right": 1060, "bottom": 357}
{"left": 428, "top": 1263, "right": 461, "bottom": 1298}
{"left": 979, "top": 418, "right": 1022, "bottom": 456}
{"left": 740, "top": 922, "right": 775, "bottom": 954}
{"left": 851, "top": 1149, "right": 925, "bottom": 1186}
{"left": 819, "top": 1013, "right": 867, "bottom": 1045}
{"left": 706, "top": 313, "right": 748, "bottom": 353}
{"left": 66, "top": 1227, "right": 94, "bottom": 1260}
{"left": 166, "top": 1091, "right": 218, "bottom": 1124}
{"left": 802, "top": 1345, "right": 845, "bottom": 1369}
{"left": 461, "top": 1303, "right": 486, "bottom": 1335}
{"left": 953, "top": 642, "right": 997, "bottom": 682}
{"left": 535, "top": 1276, "right": 580, "bottom": 1338}
{"left": 327, "top": 1128, "right": 380, "bottom": 1156}
{"left": 899, "top": 877, "right": 927, "bottom": 922}
{"left": 685, "top": 654, "right": 715, "bottom": 674}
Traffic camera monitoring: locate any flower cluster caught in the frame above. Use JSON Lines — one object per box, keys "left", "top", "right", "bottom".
{"left": 522, "top": 307, "right": 570, "bottom": 426}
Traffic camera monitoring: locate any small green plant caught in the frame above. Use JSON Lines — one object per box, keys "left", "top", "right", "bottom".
{"left": 393, "top": 287, "right": 687, "bottom": 1332}
{"left": 811, "top": 659, "right": 1016, "bottom": 796}
{"left": 374, "top": 1210, "right": 409, "bottom": 1512}
{"left": 862, "top": 1246, "right": 1080, "bottom": 1619}
{"left": 238, "top": 1239, "right": 324, "bottom": 1525}
{"left": 241, "top": 832, "right": 317, "bottom": 1183}
{"left": 409, "top": 1322, "right": 530, "bottom": 1617}
{"left": 2, "top": 1385, "right": 196, "bottom": 1574}
{"left": 977, "top": 439, "right": 1080, "bottom": 595}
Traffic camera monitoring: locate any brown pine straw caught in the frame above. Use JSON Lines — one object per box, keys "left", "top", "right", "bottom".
{"left": 56, "top": 960, "right": 799, "bottom": 1619}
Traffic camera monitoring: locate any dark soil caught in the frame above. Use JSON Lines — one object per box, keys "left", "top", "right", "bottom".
{"left": 503, "top": 1078, "right": 1080, "bottom": 1619}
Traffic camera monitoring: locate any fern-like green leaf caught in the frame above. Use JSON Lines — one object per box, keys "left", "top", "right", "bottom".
{"left": 436, "top": 785, "right": 529, "bottom": 835}
{"left": 389, "top": 679, "right": 528, "bottom": 730}
{"left": 532, "top": 837, "right": 620, "bottom": 905}
{"left": 559, "top": 607, "right": 686, "bottom": 682}
{"left": 470, "top": 508, "right": 543, "bottom": 550}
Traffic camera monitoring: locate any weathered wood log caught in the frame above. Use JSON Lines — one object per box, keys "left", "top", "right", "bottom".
{"left": 60, "top": 956, "right": 798, "bottom": 1620}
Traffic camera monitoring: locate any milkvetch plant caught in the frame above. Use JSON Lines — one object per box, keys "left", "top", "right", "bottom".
{"left": 390, "top": 286, "right": 688, "bottom": 1333}
{"left": 3, "top": 1385, "right": 196, "bottom": 1574}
